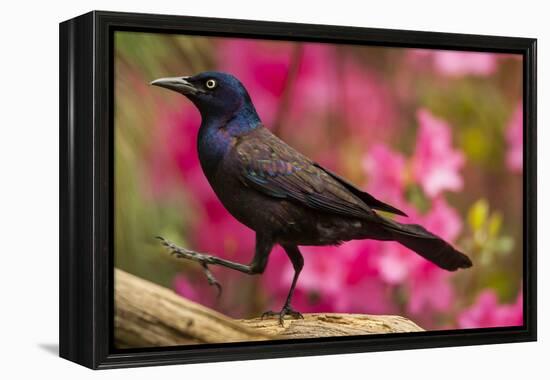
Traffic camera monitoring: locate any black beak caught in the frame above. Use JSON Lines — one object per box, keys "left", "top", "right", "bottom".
{"left": 150, "top": 76, "right": 199, "bottom": 95}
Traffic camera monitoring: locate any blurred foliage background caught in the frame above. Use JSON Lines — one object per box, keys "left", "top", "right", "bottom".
{"left": 114, "top": 31, "right": 523, "bottom": 330}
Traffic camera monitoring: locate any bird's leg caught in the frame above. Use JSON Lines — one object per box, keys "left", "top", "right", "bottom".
{"left": 262, "top": 245, "right": 304, "bottom": 325}
{"left": 157, "top": 234, "right": 273, "bottom": 297}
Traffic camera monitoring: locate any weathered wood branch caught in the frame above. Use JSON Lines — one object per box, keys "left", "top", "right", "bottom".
{"left": 115, "top": 269, "right": 424, "bottom": 348}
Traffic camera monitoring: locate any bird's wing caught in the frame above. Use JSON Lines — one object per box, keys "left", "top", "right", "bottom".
{"left": 235, "top": 128, "right": 385, "bottom": 220}
{"left": 314, "top": 164, "right": 407, "bottom": 216}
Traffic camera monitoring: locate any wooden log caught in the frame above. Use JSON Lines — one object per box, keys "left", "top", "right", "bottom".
{"left": 115, "top": 268, "right": 424, "bottom": 348}
{"left": 115, "top": 269, "right": 270, "bottom": 348}
{"left": 237, "top": 314, "right": 424, "bottom": 339}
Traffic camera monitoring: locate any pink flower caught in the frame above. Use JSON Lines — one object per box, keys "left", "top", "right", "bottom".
{"left": 422, "top": 197, "right": 463, "bottom": 241}
{"left": 378, "top": 242, "right": 456, "bottom": 324}
{"left": 219, "top": 40, "right": 397, "bottom": 144}
{"left": 290, "top": 44, "right": 337, "bottom": 114}
{"left": 378, "top": 197, "right": 462, "bottom": 321}
{"left": 408, "top": 49, "right": 499, "bottom": 77}
{"left": 458, "top": 289, "right": 523, "bottom": 328}
{"left": 407, "top": 197, "right": 461, "bottom": 313}
{"left": 377, "top": 244, "right": 414, "bottom": 285}
{"left": 506, "top": 104, "right": 523, "bottom": 172}
{"left": 338, "top": 59, "right": 397, "bottom": 140}
{"left": 282, "top": 44, "right": 342, "bottom": 142}
{"left": 262, "top": 240, "right": 395, "bottom": 314}
{"left": 362, "top": 139, "right": 463, "bottom": 318}
{"left": 146, "top": 103, "right": 202, "bottom": 198}
{"left": 173, "top": 274, "right": 217, "bottom": 309}
{"left": 336, "top": 276, "right": 397, "bottom": 315}
{"left": 412, "top": 109, "right": 465, "bottom": 198}
{"left": 194, "top": 215, "right": 255, "bottom": 263}
{"left": 376, "top": 207, "right": 424, "bottom": 286}
{"left": 432, "top": 51, "right": 498, "bottom": 77}
{"left": 263, "top": 244, "right": 354, "bottom": 312}
{"left": 362, "top": 144, "right": 407, "bottom": 205}
{"left": 407, "top": 267, "right": 454, "bottom": 315}
{"left": 218, "top": 39, "right": 293, "bottom": 125}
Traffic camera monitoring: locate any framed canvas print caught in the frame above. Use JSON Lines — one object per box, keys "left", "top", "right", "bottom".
{"left": 59, "top": 11, "right": 537, "bottom": 369}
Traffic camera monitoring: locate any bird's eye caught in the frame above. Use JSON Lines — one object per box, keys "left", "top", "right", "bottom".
{"left": 205, "top": 79, "right": 217, "bottom": 89}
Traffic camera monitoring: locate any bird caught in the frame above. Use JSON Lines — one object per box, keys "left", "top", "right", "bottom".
{"left": 151, "top": 71, "right": 473, "bottom": 325}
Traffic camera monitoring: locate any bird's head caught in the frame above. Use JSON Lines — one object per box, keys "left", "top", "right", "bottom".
{"left": 151, "top": 71, "right": 258, "bottom": 122}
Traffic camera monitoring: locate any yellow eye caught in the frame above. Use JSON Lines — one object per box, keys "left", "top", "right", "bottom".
{"left": 205, "top": 79, "right": 217, "bottom": 89}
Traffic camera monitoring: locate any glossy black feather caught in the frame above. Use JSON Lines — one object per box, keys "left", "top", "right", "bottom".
{"left": 315, "top": 164, "right": 407, "bottom": 216}
{"left": 382, "top": 218, "right": 473, "bottom": 270}
{"left": 236, "top": 127, "right": 379, "bottom": 221}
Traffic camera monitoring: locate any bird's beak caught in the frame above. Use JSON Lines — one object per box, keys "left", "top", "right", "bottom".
{"left": 150, "top": 76, "right": 199, "bottom": 95}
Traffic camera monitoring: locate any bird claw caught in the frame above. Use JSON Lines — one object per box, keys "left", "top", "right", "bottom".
{"left": 156, "top": 236, "right": 223, "bottom": 297}
{"left": 201, "top": 262, "right": 223, "bottom": 298}
{"left": 261, "top": 305, "right": 304, "bottom": 326}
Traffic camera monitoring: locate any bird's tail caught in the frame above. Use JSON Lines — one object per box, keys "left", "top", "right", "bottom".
{"left": 381, "top": 218, "right": 472, "bottom": 271}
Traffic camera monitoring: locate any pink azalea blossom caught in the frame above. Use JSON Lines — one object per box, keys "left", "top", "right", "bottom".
{"left": 220, "top": 40, "right": 397, "bottom": 143}
{"left": 282, "top": 44, "right": 342, "bottom": 144}
{"left": 173, "top": 275, "right": 197, "bottom": 300}
{"left": 262, "top": 240, "right": 395, "bottom": 314}
{"left": 361, "top": 138, "right": 463, "bottom": 318}
{"left": 412, "top": 109, "right": 465, "bottom": 198}
{"left": 262, "top": 244, "right": 354, "bottom": 312}
{"left": 337, "top": 240, "right": 397, "bottom": 314}
{"left": 421, "top": 196, "right": 463, "bottom": 241}
{"left": 219, "top": 41, "right": 336, "bottom": 149}
{"left": 338, "top": 59, "right": 397, "bottom": 140}
{"left": 377, "top": 244, "right": 414, "bottom": 285}
{"left": 375, "top": 205, "right": 422, "bottom": 286}
{"left": 362, "top": 144, "right": 407, "bottom": 205}
{"left": 408, "top": 49, "right": 499, "bottom": 77}
{"left": 290, "top": 45, "right": 398, "bottom": 145}
{"left": 506, "top": 104, "right": 523, "bottom": 172}
{"left": 146, "top": 104, "right": 202, "bottom": 198}
{"left": 194, "top": 214, "right": 255, "bottom": 262}
{"left": 173, "top": 274, "right": 218, "bottom": 309}
{"left": 432, "top": 51, "right": 498, "bottom": 77}
{"left": 280, "top": 287, "right": 341, "bottom": 314}
{"left": 458, "top": 289, "right": 523, "bottom": 328}
{"left": 377, "top": 241, "right": 455, "bottom": 325}
{"left": 336, "top": 275, "right": 397, "bottom": 315}
{"left": 406, "top": 197, "right": 462, "bottom": 313}
{"left": 218, "top": 39, "right": 293, "bottom": 125}
{"left": 375, "top": 197, "right": 462, "bottom": 319}
{"left": 290, "top": 44, "right": 337, "bottom": 115}
{"left": 407, "top": 267, "right": 454, "bottom": 315}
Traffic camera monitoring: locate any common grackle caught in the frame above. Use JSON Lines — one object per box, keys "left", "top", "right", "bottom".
{"left": 151, "top": 72, "right": 472, "bottom": 325}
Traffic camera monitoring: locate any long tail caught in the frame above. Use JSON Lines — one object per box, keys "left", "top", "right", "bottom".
{"left": 381, "top": 218, "right": 472, "bottom": 271}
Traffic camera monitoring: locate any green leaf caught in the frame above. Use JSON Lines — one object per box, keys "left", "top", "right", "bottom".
{"left": 496, "top": 237, "right": 514, "bottom": 254}
{"left": 479, "top": 247, "right": 494, "bottom": 266}
{"left": 406, "top": 184, "right": 430, "bottom": 214}
{"left": 468, "top": 199, "right": 489, "bottom": 232}
{"left": 488, "top": 212, "right": 503, "bottom": 237}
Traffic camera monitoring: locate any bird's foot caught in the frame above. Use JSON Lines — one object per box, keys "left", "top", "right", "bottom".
{"left": 156, "top": 236, "right": 222, "bottom": 297}
{"left": 261, "top": 304, "right": 304, "bottom": 326}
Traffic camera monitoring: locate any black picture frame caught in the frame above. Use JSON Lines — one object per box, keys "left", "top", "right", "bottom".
{"left": 59, "top": 10, "right": 537, "bottom": 369}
